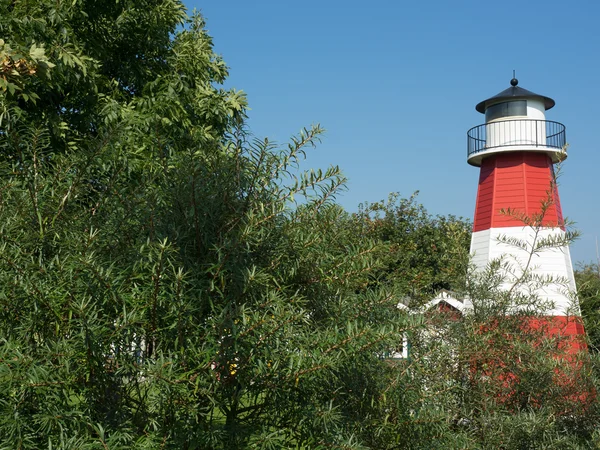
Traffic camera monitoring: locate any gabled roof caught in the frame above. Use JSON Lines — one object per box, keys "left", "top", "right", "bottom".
{"left": 424, "top": 289, "right": 467, "bottom": 313}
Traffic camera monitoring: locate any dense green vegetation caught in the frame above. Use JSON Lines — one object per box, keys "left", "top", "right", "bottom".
{"left": 577, "top": 263, "right": 600, "bottom": 352}
{"left": 1, "top": 1, "right": 599, "bottom": 448}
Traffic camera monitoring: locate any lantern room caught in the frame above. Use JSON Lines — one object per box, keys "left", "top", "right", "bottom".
{"left": 467, "top": 77, "right": 566, "bottom": 166}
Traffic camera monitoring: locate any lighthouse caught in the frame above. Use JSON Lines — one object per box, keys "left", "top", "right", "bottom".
{"left": 466, "top": 77, "right": 585, "bottom": 352}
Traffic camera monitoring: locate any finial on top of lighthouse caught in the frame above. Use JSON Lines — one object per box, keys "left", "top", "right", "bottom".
{"left": 510, "top": 70, "right": 518, "bottom": 87}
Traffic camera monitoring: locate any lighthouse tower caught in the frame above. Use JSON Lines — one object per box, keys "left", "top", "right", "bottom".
{"left": 466, "top": 77, "right": 585, "bottom": 351}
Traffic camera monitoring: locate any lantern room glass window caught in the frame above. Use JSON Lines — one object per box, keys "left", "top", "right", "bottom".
{"left": 485, "top": 100, "right": 527, "bottom": 122}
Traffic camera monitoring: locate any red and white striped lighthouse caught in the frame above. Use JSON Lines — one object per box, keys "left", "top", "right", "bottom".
{"left": 467, "top": 77, "right": 585, "bottom": 352}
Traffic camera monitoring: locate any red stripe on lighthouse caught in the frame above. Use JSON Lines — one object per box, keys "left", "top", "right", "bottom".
{"left": 473, "top": 152, "right": 564, "bottom": 232}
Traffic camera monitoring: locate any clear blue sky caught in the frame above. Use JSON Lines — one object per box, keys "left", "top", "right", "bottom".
{"left": 189, "top": 0, "right": 600, "bottom": 265}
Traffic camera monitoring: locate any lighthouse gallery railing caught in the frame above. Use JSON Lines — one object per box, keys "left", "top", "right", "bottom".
{"left": 467, "top": 119, "right": 566, "bottom": 157}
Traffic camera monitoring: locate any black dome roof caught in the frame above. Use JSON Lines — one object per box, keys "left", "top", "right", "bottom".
{"left": 475, "top": 79, "right": 555, "bottom": 113}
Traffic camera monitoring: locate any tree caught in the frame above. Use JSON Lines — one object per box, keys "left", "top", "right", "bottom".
{"left": 0, "top": 0, "right": 247, "bottom": 447}
{"left": 576, "top": 263, "right": 600, "bottom": 352}
{"left": 0, "top": 2, "right": 411, "bottom": 448}
{"left": 352, "top": 192, "right": 472, "bottom": 303}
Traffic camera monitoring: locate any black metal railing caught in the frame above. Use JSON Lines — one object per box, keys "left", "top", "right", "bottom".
{"left": 467, "top": 119, "right": 566, "bottom": 158}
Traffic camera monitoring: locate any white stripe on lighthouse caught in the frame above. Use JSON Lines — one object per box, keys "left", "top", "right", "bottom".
{"left": 471, "top": 226, "right": 578, "bottom": 317}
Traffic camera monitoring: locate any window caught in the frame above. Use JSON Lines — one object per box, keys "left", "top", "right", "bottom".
{"left": 485, "top": 100, "right": 527, "bottom": 122}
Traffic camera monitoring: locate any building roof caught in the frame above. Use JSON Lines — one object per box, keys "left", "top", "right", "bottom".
{"left": 475, "top": 78, "right": 555, "bottom": 113}
{"left": 424, "top": 289, "right": 467, "bottom": 313}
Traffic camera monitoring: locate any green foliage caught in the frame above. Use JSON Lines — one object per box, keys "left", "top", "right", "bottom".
{"left": 0, "top": 2, "right": 410, "bottom": 447}
{"left": 577, "top": 263, "right": 600, "bottom": 352}
{"left": 353, "top": 192, "right": 471, "bottom": 303}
